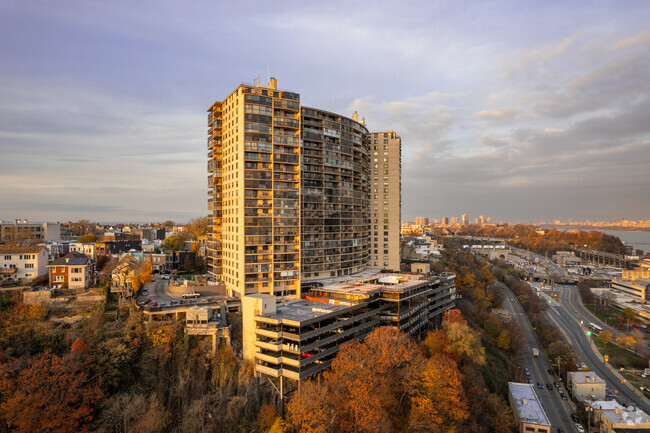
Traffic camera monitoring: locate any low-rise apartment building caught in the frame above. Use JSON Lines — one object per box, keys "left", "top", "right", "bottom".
{"left": 567, "top": 371, "right": 606, "bottom": 401}
{"left": 69, "top": 242, "right": 97, "bottom": 262}
{"left": 508, "top": 382, "right": 551, "bottom": 433}
{"left": 611, "top": 279, "right": 650, "bottom": 302}
{"left": 243, "top": 271, "right": 456, "bottom": 381}
{"left": 0, "top": 246, "right": 48, "bottom": 284}
{"left": 599, "top": 406, "right": 650, "bottom": 433}
{"left": 0, "top": 220, "right": 60, "bottom": 242}
{"left": 47, "top": 252, "right": 93, "bottom": 289}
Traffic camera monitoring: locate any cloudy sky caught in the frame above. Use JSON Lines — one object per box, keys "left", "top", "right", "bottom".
{"left": 1, "top": 1, "right": 649, "bottom": 224}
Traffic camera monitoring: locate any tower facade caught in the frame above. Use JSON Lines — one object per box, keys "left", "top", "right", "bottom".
{"left": 208, "top": 79, "right": 400, "bottom": 297}
{"left": 207, "top": 79, "right": 301, "bottom": 298}
{"left": 368, "top": 132, "right": 401, "bottom": 271}
{"left": 300, "top": 108, "right": 370, "bottom": 281}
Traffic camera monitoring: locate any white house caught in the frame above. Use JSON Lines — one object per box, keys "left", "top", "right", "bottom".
{"left": 0, "top": 245, "right": 49, "bottom": 284}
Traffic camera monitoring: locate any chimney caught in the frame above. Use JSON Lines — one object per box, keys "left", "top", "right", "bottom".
{"left": 268, "top": 77, "right": 277, "bottom": 90}
{"left": 352, "top": 111, "right": 358, "bottom": 122}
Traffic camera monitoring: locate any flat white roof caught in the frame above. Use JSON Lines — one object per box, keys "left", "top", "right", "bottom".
{"left": 568, "top": 371, "right": 606, "bottom": 384}
{"left": 509, "top": 382, "right": 551, "bottom": 426}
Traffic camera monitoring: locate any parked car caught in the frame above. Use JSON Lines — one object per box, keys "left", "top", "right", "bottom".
{"left": 161, "top": 274, "right": 171, "bottom": 280}
{"left": 571, "top": 414, "right": 579, "bottom": 422}
{"left": 558, "top": 387, "right": 564, "bottom": 393}
{"left": 546, "top": 383, "right": 553, "bottom": 390}
{"left": 182, "top": 291, "right": 201, "bottom": 299}
{"left": 557, "top": 428, "right": 566, "bottom": 433}
{"left": 575, "top": 423, "right": 585, "bottom": 433}
{"left": 537, "top": 382, "right": 544, "bottom": 389}
{"left": 525, "top": 368, "right": 530, "bottom": 376}
{"left": 548, "top": 369, "right": 555, "bottom": 375}
{"left": 554, "top": 381, "right": 560, "bottom": 388}
{"left": 141, "top": 289, "right": 148, "bottom": 296}
{"left": 529, "top": 380, "right": 535, "bottom": 385}
{"left": 560, "top": 393, "right": 568, "bottom": 400}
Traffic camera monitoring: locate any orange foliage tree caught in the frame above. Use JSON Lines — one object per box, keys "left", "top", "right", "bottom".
{"left": 287, "top": 326, "right": 470, "bottom": 433}
{"left": 0, "top": 346, "right": 103, "bottom": 433}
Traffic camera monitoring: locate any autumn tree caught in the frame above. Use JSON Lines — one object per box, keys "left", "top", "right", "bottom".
{"left": 186, "top": 217, "right": 208, "bottom": 240}
{"left": 0, "top": 349, "right": 103, "bottom": 433}
{"left": 497, "top": 331, "right": 511, "bottom": 351}
{"left": 630, "top": 329, "right": 644, "bottom": 354}
{"left": 443, "top": 309, "right": 486, "bottom": 364}
{"left": 408, "top": 355, "right": 469, "bottom": 432}
{"left": 130, "top": 263, "right": 153, "bottom": 294}
{"left": 78, "top": 234, "right": 98, "bottom": 243}
{"left": 161, "top": 235, "right": 186, "bottom": 252}
{"left": 598, "top": 330, "right": 613, "bottom": 354}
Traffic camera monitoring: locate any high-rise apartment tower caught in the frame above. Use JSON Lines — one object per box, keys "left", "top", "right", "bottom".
{"left": 368, "top": 132, "right": 401, "bottom": 271}
{"left": 208, "top": 79, "right": 399, "bottom": 298}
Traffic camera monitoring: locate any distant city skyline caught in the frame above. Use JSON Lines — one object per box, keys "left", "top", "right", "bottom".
{"left": 1, "top": 1, "right": 649, "bottom": 223}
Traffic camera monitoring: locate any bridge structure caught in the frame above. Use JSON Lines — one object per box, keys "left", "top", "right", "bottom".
{"left": 575, "top": 249, "right": 636, "bottom": 269}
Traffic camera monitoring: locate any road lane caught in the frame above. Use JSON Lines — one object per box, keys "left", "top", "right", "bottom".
{"left": 500, "top": 284, "right": 575, "bottom": 429}
{"left": 542, "top": 285, "right": 650, "bottom": 412}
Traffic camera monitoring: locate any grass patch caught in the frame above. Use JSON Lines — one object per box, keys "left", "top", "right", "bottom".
{"left": 591, "top": 335, "right": 647, "bottom": 369}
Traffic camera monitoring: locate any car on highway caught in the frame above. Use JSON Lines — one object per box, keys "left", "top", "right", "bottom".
{"left": 546, "top": 383, "right": 553, "bottom": 390}
{"left": 575, "top": 423, "right": 585, "bottom": 433}
{"left": 537, "top": 382, "right": 544, "bottom": 389}
{"left": 557, "top": 428, "right": 566, "bottom": 433}
{"left": 524, "top": 368, "right": 530, "bottom": 376}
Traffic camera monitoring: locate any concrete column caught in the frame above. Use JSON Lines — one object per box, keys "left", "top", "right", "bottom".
{"left": 212, "top": 333, "right": 217, "bottom": 355}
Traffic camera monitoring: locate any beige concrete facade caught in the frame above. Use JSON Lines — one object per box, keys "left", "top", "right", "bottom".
{"left": 567, "top": 371, "right": 606, "bottom": 400}
{"left": 368, "top": 132, "right": 401, "bottom": 271}
{"left": 208, "top": 79, "right": 301, "bottom": 299}
{"left": 208, "top": 80, "right": 402, "bottom": 298}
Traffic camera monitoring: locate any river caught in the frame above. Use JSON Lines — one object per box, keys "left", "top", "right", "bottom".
{"left": 553, "top": 228, "right": 650, "bottom": 254}
{"left": 599, "top": 230, "right": 650, "bottom": 254}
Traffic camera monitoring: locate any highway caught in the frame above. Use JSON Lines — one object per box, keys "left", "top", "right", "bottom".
{"left": 500, "top": 283, "right": 576, "bottom": 430}
{"left": 541, "top": 283, "right": 650, "bottom": 413}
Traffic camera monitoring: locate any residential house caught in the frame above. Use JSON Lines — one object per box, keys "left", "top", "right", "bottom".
{"left": 0, "top": 245, "right": 48, "bottom": 284}
{"left": 47, "top": 252, "right": 93, "bottom": 289}
{"left": 567, "top": 371, "right": 606, "bottom": 401}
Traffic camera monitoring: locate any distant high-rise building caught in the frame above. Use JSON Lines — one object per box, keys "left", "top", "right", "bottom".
{"left": 369, "top": 132, "right": 401, "bottom": 271}
{"left": 461, "top": 214, "right": 469, "bottom": 225}
{"left": 486, "top": 217, "right": 491, "bottom": 224}
{"left": 479, "top": 215, "right": 485, "bottom": 224}
{"left": 450, "top": 217, "right": 459, "bottom": 224}
{"left": 207, "top": 79, "right": 400, "bottom": 298}
{"left": 442, "top": 217, "right": 449, "bottom": 225}
{"left": 415, "top": 217, "right": 429, "bottom": 226}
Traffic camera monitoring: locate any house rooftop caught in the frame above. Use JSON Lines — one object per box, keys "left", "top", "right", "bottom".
{"left": 509, "top": 382, "right": 551, "bottom": 427}
{"left": 569, "top": 371, "right": 606, "bottom": 384}
{"left": 0, "top": 245, "right": 46, "bottom": 254}
{"left": 601, "top": 407, "right": 650, "bottom": 425}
